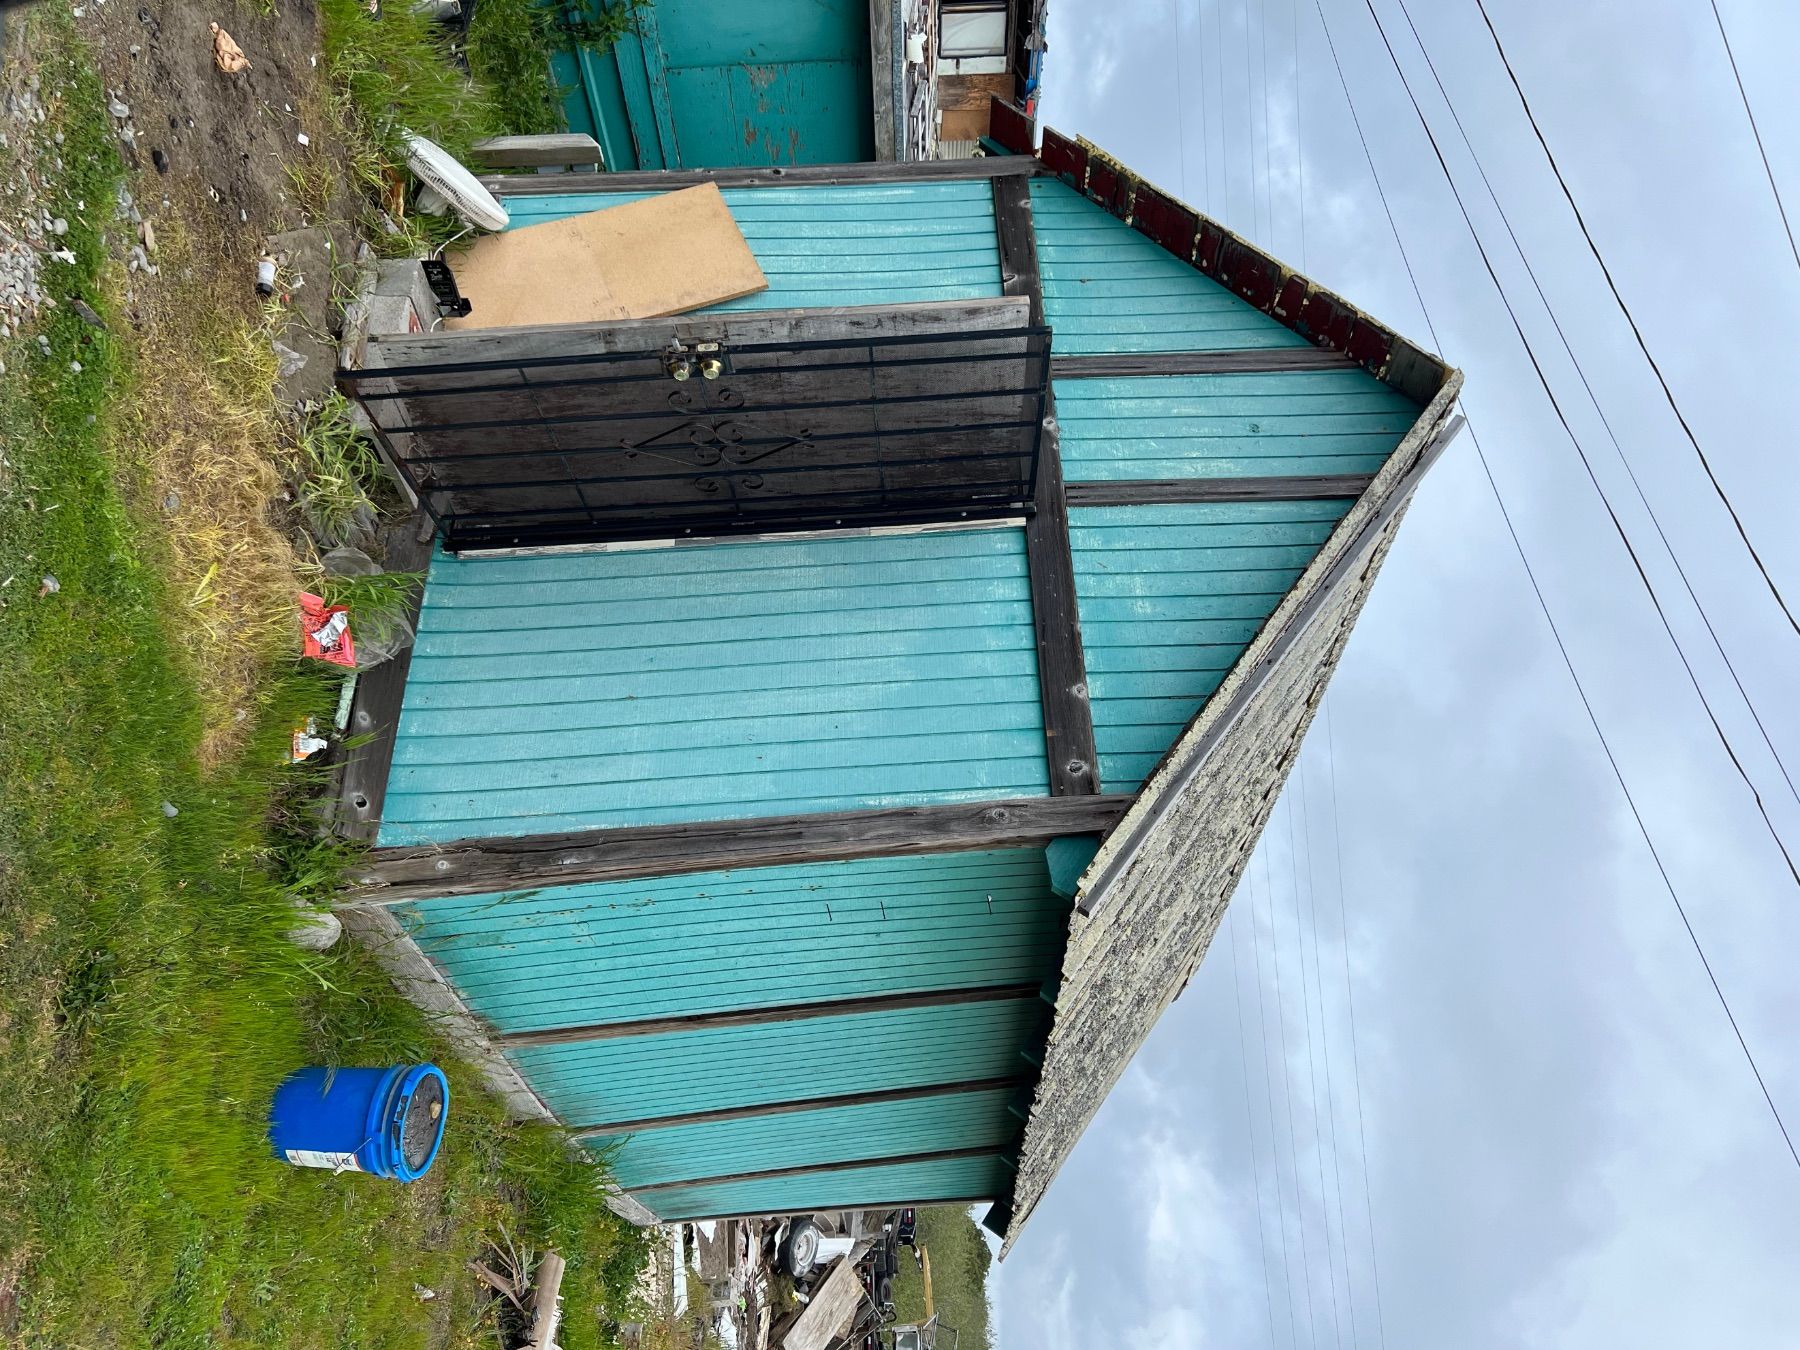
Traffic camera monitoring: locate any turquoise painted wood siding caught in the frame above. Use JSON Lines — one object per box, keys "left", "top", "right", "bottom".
{"left": 1031, "top": 178, "right": 1309, "bottom": 353}
{"left": 555, "top": 0, "right": 874, "bottom": 171}
{"left": 396, "top": 850, "right": 1067, "bottom": 1036}
{"left": 500, "top": 184, "right": 1003, "bottom": 309}
{"left": 380, "top": 528, "right": 1047, "bottom": 845}
{"left": 512, "top": 998, "right": 1046, "bottom": 1129}
{"left": 644, "top": 1154, "right": 1011, "bottom": 1222}
{"left": 1071, "top": 501, "right": 1355, "bottom": 792}
{"left": 1057, "top": 371, "right": 1422, "bottom": 481}
{"left": 596, "top": 1087, "right": 1019, "bottom": 1191}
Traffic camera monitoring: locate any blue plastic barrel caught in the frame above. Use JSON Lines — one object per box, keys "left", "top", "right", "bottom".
{"left": 268, "top": 1063, "right": 449, "bottom": 1181}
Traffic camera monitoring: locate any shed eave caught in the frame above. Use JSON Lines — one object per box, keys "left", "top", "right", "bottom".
{"left": 997, "top": 369, "right": 1465, "bottom": 1254}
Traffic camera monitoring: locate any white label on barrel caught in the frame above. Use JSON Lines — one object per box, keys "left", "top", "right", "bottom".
{"left": 285, "top": 1148, "right": 363, "bottom": 1173}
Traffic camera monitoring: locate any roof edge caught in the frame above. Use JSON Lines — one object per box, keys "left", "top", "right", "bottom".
{"left": 1039, "top": 127, "right": 1450, "bottom": 405}
{"left": 999, "top": 373, "right": 1465, "bottom": 1254}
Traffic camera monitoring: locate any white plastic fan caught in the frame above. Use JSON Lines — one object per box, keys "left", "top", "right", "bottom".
{"left": 403, "top": 132, "right": 510, "bottom": 233}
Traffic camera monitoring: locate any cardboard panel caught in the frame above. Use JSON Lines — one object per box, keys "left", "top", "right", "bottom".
{"left": 443, "top": 184, "right": 768, "bottom": 331}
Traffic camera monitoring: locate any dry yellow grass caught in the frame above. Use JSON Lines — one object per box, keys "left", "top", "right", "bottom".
{"left": 108, "top": 209, "right": 304, "bottom": 767}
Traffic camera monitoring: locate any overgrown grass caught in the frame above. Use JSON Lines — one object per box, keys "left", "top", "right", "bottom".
{"left": 466, "top": 0, "right": 568, "bottom": 138}
{"left": 0, "top": 14, "right": 646, "bottom": 1347}
{"left": 890, "top": 1208, "right": 995, "bottom": 1349}
{"left": 465, "top": 0, "right": 649, "bottom": 140}
{"left": 287, "top": 391, "right": 388, "bottom": 548}
{"left": 319, "top": 0, "right": 499, "bottom": 160}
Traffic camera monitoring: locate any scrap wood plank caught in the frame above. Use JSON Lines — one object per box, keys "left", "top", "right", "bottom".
{"left": 782, "top": 1258, "right": 862, "bottom": 1350}
{"left": 471, "top": 133, "right": 602, "bottom": 169}
{"left": 443, "top": 183, "right": 767, "bottom": 331}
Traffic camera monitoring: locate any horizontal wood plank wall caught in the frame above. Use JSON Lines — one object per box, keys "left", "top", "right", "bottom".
{"left": 572, "top": 1074, "right": 1032, "bottom": 1137}
{"left": 498, "top": 984, "right": 1044, "bottom": 1050}
{"left": 350, "top": 795, "right": 1132, "bottom": 902}
{"left": 636, "top": 1152, "right": 1011, "bottom": 1222}
{"left": 1071, "top": 501, "right": 1357, "bottom": 793}
{"left": 1054, "top": 370, "right": 1423, "bottom": 482}
{"left": 596, "top": 1090, "right": 1021, "bottom": 1192}
{"left": 496, "top": 182, "right": 1004, "bottom": 310}
{"left": 1031, "top": 178, "right": 1312, "bottom": 354}
{"left": 378, "top": 529, "right": 1050, "bottom": 846}
{"left": 395, "top": 850, "right": 1067, "bottom": 1037}
{"left": 512, "top": 997, "right": 1048, "bottom": 1133}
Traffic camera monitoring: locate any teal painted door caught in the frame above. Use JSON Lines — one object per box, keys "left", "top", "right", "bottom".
{"left": 561, "top": 1, "right": 875, "bottom": 170}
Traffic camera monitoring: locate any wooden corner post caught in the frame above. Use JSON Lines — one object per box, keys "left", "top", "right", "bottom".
{"left": 992, "top": 174, "right": 1099, "bottom": 796}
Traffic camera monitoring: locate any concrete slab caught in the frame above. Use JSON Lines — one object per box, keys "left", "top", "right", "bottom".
{"left": 266, "top": 226, "right": 338, "bottom": 409}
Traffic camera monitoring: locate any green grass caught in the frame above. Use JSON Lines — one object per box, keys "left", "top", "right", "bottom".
{"left": 466, "top": 0, "right": 568, "bottom": 138}
{"left": 890, "top": 1208, "right": 995, "bottom": 1350}
{"left": 0, "top": 15, "right": 646, "bottom": 1348}
{"left": 319, "top": 0, "right": 500, "bottom": 160}
{"left": 465, "top": 1, "right": 649, "bottom": 139}
{"left": 288, "top": 391, "right": 388, "bottom": 548}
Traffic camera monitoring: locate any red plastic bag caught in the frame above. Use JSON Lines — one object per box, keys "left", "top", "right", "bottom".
{"left": 299, "top": 592, "right": 357, "bottom": 667}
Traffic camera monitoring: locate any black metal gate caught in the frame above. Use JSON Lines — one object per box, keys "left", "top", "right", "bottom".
{"left": 339, "top": 301, "right": 1050, "bottom": 551}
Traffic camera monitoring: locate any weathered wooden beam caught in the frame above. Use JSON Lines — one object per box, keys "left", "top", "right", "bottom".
{"left": 573, "top": 1074, "right": 1033, "bottom": 1139}
{"left": 351, "top": 298, "right": 1034, "bottom": 374}
{"left": 869, "top": 0, "right": 899, "bottom": 163}
{"left": 345, "top": 794, "right": 1133, "bottom": 903}
{"left": 994, "top": 173, "right": 1099, "bottom": 797}
{"left": 471, "top": 133, "right": 602, "bottom": 170}
{"left": 1077, "top": 410, "right": 1467, "bottom": 916}
{"left": 1065, "top": 475, "right": 1374, "bottom": 507}
{"left": 628, "top": 1145, "right": 1002, "bottom": 1197}
{"left": 667, "top": 1197, "right": 998, "bottom": 1225}
{"left": 1050, "top": 348, "right": 1354, "bottom": 378}
{"left": 483, "top": 156, "right": 1046, "bottom": 197}
{"left": 332, "top": 517, "right": 432, "bottom": 842}
{"left": 496, "top": 984, "right": 1043, "bottom": 1051}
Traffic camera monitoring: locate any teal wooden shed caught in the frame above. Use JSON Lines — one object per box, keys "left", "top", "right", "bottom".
{"left": 333, "top": 109, "right": 1462, "bottom": 1241}
{"left": 554, "top": 0, "right": 931, "bottom": 169}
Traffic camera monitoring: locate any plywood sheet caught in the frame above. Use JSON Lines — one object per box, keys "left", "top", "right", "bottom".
{"left": 781, "top": 1258, "right": 861, "bottom": 1350}
{"left": 443, "top": 183, "right": 767, "bottom": 330}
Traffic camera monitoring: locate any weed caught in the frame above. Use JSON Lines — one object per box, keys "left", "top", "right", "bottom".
{"left": 286, "top": 392, "right": 387, "bottom": 549}
{"left": 318, "top": 0, "right": 499, "bottom": 162}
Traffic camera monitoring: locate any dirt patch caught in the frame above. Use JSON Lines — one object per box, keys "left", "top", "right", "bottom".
{"left": 62, "top": 1, "right": 375, "bottom": 760}
{"left": 95, "top": 1, "right": 342, "bottom": 248}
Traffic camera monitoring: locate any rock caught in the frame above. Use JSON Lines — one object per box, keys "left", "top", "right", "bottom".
{"left": 160, "top": 800, "right": 179, "bottom": 818}
{"left": 50, "top": 217, "right": 66, "bottom": 235}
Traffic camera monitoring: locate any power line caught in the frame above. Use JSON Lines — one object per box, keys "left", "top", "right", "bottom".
{"left": 1321, "top": 701, "right": 1389, "bottom": 1350}
{"left": 1297, "top": 761, "right": 1359, "bottom": 1349}
{"left": 1292, "top": 0, "right": 1310, "bottom": 268}
{"left": 1250, "top": 852, "right": 1305, "bottom": 1348}
{"left": 1470, "top": 0, "right": 1800, "bottom": 642}
{"left": 1314, "top": 0, "right": 1800, "bottom": 1175}
{"left": 1174, "top": 0, "right": 1192, "bottom": 208}
{"left": 1264, "top": 844, "right": 1323, "bottom": 1348}
{"left": 1285, "top": 790, "right": 1346, "bottom": 1350}
{"left": 1706, "top": 0, "right": 1800, "bottom": 274}
{"left": 1230, "top": 906, "right": 1286, "bottom": 1350}
{"left": 1351, "top": 0, "right": 1800, "bottom": 891}
{"left": 1382, "top": 0, "right": 1800, "bottom": 818}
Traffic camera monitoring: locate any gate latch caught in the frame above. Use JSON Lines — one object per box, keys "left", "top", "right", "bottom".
{"left": 661, "top": 339, "right": 725, "bottom": 382}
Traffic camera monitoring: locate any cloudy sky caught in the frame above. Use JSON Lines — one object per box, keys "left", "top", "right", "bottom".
{"left": 998, "top": 1, "right": 1800, "bottom": 1345}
